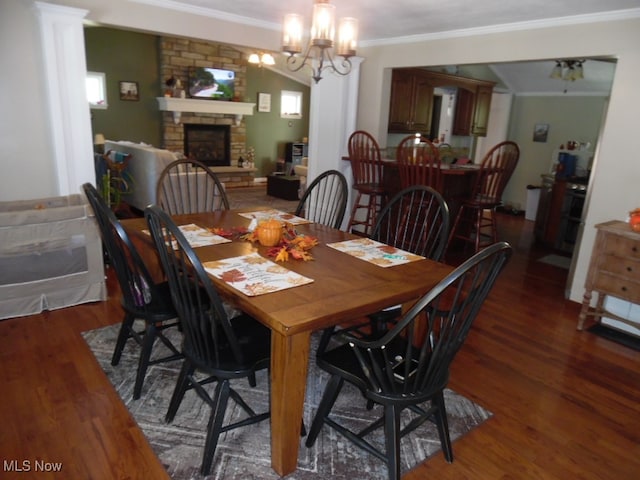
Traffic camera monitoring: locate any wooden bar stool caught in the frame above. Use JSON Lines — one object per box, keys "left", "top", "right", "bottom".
{"left": 346, "top": 130, "right": 387, "bottom": 236}
{"left": 396, "top": 134, "right": 442, "bottom": 191}
{"left": 446, "top": 141, "right": 520, "bottom": 256}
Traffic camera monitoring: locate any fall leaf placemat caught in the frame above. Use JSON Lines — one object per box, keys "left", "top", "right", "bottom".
{"left": 203, "top": 252, "right": 314, "bottom": 296}
{"left": 142, "top": 224, "right": 232, "bottom": 248}
{"left": 326, "top": 238, "right": 425, "bottom": 268}
{"left": 238, "top": 209, "right": 311, "bottom": 225}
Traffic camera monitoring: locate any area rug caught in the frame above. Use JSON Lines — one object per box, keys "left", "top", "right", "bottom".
{"left": 226, "top": 185, "right": 300, "bottom": 212}
{"left": 82, "top": 323, "right": 492, "bottom": 480}
{"left": 588, "top": 323, "right": 640, "bottom": 352}
{"left": 537, "top": 253, "right": 572, "bottom": 270}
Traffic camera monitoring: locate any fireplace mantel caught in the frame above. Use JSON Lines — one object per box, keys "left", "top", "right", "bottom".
{"left": 156, "top": 97, "right": 256, "bottom": 124}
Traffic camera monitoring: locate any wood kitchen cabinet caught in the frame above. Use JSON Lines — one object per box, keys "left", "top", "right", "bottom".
{"left": 388, "top": 69, "right": 434, "bottom": 134}
{"left": 578, "top": 220, "right": 640, "bottom": 331}
{"left": 451, "top": 84, "right": 493, "bottom": 136}
{"left": 388, "top": 68, "right": 495, "bottom": 137}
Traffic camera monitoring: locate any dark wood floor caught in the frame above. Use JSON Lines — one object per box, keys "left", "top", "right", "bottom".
{"left": 1, "top": 211, "right": 639, "bottom": 479}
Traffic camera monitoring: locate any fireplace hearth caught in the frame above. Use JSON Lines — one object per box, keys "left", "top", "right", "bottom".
{"left": 184, "top": 124, "right": 231, "bottom": 167}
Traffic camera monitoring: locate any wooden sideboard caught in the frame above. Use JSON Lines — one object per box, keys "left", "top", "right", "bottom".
{"left": 578, "top": 220, "right": 640, "bottom": 330}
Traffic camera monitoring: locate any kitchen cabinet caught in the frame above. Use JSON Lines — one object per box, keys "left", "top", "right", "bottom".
{"left": 451, "top": 84, "right": 493, "bottom": 136}
{"left": 388, "top": 69, "right": 495, "bottom": 137}
{"left": 388, "top": 69, "right": 434, "bottom": 134}
{"left": 471, "top": 84, "right": 493, "bottom": 136}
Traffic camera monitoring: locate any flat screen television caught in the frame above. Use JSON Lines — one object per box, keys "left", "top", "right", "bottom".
{"left": 188, "top": 67, "right": 235, "bottom": 101}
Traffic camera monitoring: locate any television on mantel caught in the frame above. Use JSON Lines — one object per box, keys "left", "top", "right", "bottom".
{"left": 188, "top": 67, "right": 235, "bottom": 101}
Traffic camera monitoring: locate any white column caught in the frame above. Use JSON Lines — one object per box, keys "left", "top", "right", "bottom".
{"left": 307, "top": 57, "right": 362, "bottom": 229}
{"left": 34, "top": 2, "right": 94, "bottom": 196}
{"left": 307, "top": 57, "right": 362, "bottom": 179}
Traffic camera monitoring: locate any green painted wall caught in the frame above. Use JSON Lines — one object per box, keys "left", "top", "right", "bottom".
{"left": 85, "top": 27, "right": 162, "bottom": 146}
{"left": 85, "top": 27, "right": 310, "bottom": 177}
{"left": 504, "top": 94, "right": 607, "bottom": 208}
{"left": 245, "top": 67, "right": 310, "bottom": 177}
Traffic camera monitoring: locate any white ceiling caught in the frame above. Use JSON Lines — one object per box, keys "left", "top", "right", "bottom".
{"left": 133, "top": 0, "right": 640, "bottom": 93}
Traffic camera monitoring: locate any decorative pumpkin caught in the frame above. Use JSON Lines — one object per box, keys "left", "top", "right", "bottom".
{"left": 256, "top": 219, "right": 283, "bottom": 246}
{"left": 630, "top": 209, "right": 640, "bottom": 232}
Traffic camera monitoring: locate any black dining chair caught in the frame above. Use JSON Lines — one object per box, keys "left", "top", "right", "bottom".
{"left": 82, "top": 182, "right": 183, "bottom": 400}
{"left": 306, "top": 242, "right": 513, "bottom": 480}
{"left": 144, "top": 204, "right": 271, "bottom": 476}
{"left": 317, "top": 185, "right": 450, "bottom": 353}
{"left": 156, "top": 158, "right": 229, "bottom": 215}
{"left": 295, "top": 169, "right": 349, "bottom": 229}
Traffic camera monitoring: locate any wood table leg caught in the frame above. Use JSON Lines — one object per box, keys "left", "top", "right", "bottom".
{"left": 269, "top": 330, "right": 311, "bottom": 476}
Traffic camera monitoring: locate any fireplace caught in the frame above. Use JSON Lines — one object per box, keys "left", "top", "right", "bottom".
{"left": 184, "top": 124, "right": 231, "bottom": 167}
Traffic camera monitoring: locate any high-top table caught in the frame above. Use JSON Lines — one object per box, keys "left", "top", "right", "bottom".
{"left": 342, "top": 156, "right": 479, "bottom": 220}
{"left": 122, "top": 209, "right": 453, "bottom": 476}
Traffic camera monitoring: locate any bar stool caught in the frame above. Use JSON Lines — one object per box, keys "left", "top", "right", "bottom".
{"left": 446, "top": 141, "right": 520, "bottom": 256}
{"left": 346, "top": 130, "right": 387, "bottom": 236}
{"left": 396, "top": 134, "right": 442, "bottom": 191}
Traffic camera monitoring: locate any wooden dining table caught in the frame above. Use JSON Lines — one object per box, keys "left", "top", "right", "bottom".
{"left": 121, "top": 208, "right": 453, "bottom": 477}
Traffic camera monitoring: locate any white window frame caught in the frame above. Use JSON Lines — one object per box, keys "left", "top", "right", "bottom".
{"left": 281, "top": 90, "right": 303, "bottom": 119}
{"left": 86, "top": 71, "right": 108, "bottom": 109}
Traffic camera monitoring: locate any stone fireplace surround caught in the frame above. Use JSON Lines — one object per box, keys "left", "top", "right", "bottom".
{"left": 158, "top": 36, "right": 256, "bottom": 187}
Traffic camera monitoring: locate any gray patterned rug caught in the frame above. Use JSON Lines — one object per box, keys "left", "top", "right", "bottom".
{"left": 82, "top": 322, "right": 492, "bottom": 480}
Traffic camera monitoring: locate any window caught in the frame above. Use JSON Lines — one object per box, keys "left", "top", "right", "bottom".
{"left": 86, "top": 71, "right": 107, "bottom": 109}
{"left": 281, "top": 90, "right": 302, "bottom": 119}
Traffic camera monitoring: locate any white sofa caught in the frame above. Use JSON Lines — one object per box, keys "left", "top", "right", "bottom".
{"left": 103, "top": 140, "right": 178, "bottom": 211}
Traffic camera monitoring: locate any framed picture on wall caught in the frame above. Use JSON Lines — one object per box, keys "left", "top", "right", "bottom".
{"left": 258, "top": 92, "right": 271, "bottom": 112}
{"left": 533, "top": 123, "right": 549, "bottom": 142}
{"left": 119, "top": 81, "right": 139, "bottom": 101}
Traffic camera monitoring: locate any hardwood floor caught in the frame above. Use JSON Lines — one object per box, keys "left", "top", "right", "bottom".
{"left": 1, "top": 210, "right": 638, "bottom": 479}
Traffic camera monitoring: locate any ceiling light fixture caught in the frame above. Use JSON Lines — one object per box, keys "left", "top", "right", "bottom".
{"left": 550, "top": 59, "right": 585, "bottom": 82}
{"left": 282, "top": 0, "right": 358, "bottom": 83}
{"left": 248, "top": 52, "right": 276, "bottom": 67}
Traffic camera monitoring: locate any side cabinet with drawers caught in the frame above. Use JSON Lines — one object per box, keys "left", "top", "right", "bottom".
{"left": 578, "top": 220, "right": 640, "bottom": 330}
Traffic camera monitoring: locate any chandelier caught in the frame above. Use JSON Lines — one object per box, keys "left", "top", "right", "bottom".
{"left": 282, "top": 0, "right": 359, "bottom": 83}
{"left": 550, "top": 59, "right": 585, "bottom": 82}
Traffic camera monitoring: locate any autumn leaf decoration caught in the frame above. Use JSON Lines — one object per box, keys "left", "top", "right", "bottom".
{"left": 244, "top": 221, "right": 318, "bottom": 262}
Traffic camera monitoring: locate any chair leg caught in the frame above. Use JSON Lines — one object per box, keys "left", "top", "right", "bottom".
{"left": 432, "top": 391, "right": 453, "bottom": 463}
{"left": 111, "top": 312, "right": 135, "bottom": 366}
{"left": 474, "top": 207, "right": 483, "bottom": 253}
{"left": 490, "top": 209, "right": 498, "bottom": 244}
{"left": 166, "top": 360, "right": 193, "bottom": 423}
{"left": 383, "top": 404, "right": 402, "bottom": 480}
{"left": 133, "top": 322, "right": 157, "bottom": 400}
{"left": 305, "top": 374, "right": 344, "bottom": 448}
{"left": 200, "top": 379, "right": 231, "bottom": 476}
{"left": 347, "top": 191, "right": 364, "bottom": 233}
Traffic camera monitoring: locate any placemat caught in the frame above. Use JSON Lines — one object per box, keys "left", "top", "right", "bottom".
{"left": 238, "top": 209, "right": 311, "bottom": 225}
{"left": 143, "top": 223, "right": 232, "bottom": 248}
{"left": 203, "top": 252, "right": 313, "bottom": 296}
{"left": 327, "top": 238, "right": 425, "bottom": 267}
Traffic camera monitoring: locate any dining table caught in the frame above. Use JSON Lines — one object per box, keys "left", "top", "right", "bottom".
{"left": 121, "top": 207, "right": 454, "bottom": 477}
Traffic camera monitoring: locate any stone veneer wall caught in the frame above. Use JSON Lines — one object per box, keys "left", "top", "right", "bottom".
{"left": 159, "top": 36, "right": 248, "bottom": 170}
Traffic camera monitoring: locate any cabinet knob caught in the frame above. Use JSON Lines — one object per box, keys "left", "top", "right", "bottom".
{"left": 627, "top": 266, "right": 633, "bottom": 272}
{"left": 633, "top": 246, "right": 638, "bottom": 253}
{"left": 621, "top": 286, "right": 628, "bottom": 292}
